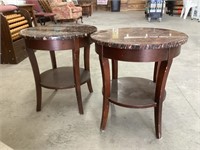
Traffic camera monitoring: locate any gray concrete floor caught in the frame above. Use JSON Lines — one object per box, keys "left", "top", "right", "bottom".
{"left": 0, "top": 11, "right": 200, "bottom": 150}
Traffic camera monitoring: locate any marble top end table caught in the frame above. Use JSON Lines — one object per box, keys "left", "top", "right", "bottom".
{"left": 20, "top": 24, "right": 97, "bottom": 114}
{"left": 91, "top": 27, "right": 188, "bottom": 138}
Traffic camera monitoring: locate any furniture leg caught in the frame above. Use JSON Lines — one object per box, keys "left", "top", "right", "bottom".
{"left": 99, "top": 54, "right": 111, "bottom": 131}
{"left": 180, "top": 7, "right": 185, "bottom": 18}
{"left": 80, "top": 16, "right": 83, "bottom": 23}
{"left": 154, "top": 59, "right": 173, "bottom": 138}
{"left": 50, "top": 16, "right": 57, "bottom": 24}
{"left": 72, "top": 39, "right": 83, "bottom": 114}
{"left": 36, "top": 85, "right": 42, "bottom": 111}
{"left": 76, "top": 16, "right": 83, "bottom": 23}
{"left": 37, "top": 16, "right": 44, "bottom": 26}
{"left": 183, "top": 7, "right": 191, "bottom": 19}
{"left": 49, "top": 51, "right": 57, "bottom": 69}
{"left": 111, "top": 60, "right": 118, "bottom": 79}
{"left": 153, "top": 61, "right": 161, "bottom": 83}
{"left": 84, "top": 45, "right": 93, "bottom": 93}
{"left": 154, "top": 100, "right": 163, "bottom": 139}
{"left": 26, "top": 48, "right": 42, "bottom": 111}
{"left": 100, "top": 95, "right": 110, "bottom": 131}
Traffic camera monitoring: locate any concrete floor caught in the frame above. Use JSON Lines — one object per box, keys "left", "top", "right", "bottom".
{"left": 0, "top": 11, "right": 200, "bottom": 150}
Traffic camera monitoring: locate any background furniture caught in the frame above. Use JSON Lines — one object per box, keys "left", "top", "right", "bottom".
{"left": 82, "top": 3, "right": 92, "bottom": 16}
{"left": 0, "top": 5, "right": 32, "bottom": 64}
{"left": 96, "top": 0, "right": 111, "bottom": 11}
{"left": 91, "top": 27, "right": 188, "bottom": 138}
{"left": 25, "top": 0, "right": 56, "bottom": 25}
{"left": 180, "top": 0, "right": 198, "bottom": 19}
{"left": 39, "top": 0, "right": 82, "bottom": 23}
{"left": 17, "top": 4, "right": 37, "bottom": 26}
{"left": 78, "top": 1, "right": 93, "bottom": 16}
{"left": 20, "top": 24, "right": 97, "bottom": 114}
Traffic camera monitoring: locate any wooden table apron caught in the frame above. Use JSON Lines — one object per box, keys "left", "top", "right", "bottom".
{"left": 95, "top": 43, "right": 181, "bottom": 138}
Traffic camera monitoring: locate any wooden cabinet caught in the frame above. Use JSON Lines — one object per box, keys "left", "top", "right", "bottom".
{"left": 0, "top": 9, "right": 32, "bottom": 64}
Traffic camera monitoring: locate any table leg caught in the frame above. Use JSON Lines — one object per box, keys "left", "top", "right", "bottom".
{"left": 26, "top": 48, "right": 42, "bottom": 111}
{"left": 153, "top": 61, "right": 161, "bottom": 83}
{"left": 99, "top": 54, "right": 111, "bottom": 131}
{"left": 111, "top": 59, "right": 118, "bottom": 113}
{"left": 84, "top": 45, "right": 93, "bottom": 93}
{"left": 49, "top": 51, "right": 57, "bottom": 69}
{"left": 73, "top": 39, "right": 83, "bottom": 114}
{"left": 112, "top": 60, "right": 118, "bottom": 79}
{"left": 154, "top": 59, "right": 173, "bottom": 138}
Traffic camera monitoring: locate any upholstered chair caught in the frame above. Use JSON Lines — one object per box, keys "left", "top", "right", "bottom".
{"left": 45, "top": 0, "right": 82, "bottom": 23}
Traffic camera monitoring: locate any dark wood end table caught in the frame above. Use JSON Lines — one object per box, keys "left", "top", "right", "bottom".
{"left": 20, "top": 24, "right": 97, "bottom": 114}
{"left": 91, "top": 27, "right": 188, "bottom": 138}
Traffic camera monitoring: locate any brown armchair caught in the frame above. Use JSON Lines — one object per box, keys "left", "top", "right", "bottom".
{"left": 39, "top": 0, "right": 83, "bottom": 23}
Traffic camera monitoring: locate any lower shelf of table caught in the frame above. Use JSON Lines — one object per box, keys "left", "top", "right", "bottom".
{"left": 109, "top": 77, "right": 163, "bottom": 108}
{"left": 40, "top": 67, "right": 90, "bottom": 89}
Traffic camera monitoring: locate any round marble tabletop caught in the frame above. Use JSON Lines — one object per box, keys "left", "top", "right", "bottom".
{"left": 20, "top": 24, "right": 97, "bottom": 40}
{"left": 91, "top": 27, "right": 188, "bottom": 50}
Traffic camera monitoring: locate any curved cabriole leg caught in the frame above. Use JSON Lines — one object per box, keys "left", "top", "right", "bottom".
{"left": 84, "top": 45, "right": 93, "bottom": 93}
{"left": 100, "top": 95, "right": 110, "bottom": 131}
{"left": 87, "top": 79, "right": 93, "bottom": 93}
{"left": 75, "top": 16, "right": 83, "bottom": 24}
{"left": 26, "top": 48, "right": 42, "bottom": 111}
{"left": 153, "top": 61, "right": 161, "bottom": 83}
{"left": 154, "top": 59, "right": 173, "bottom": 139}
{"left": 73, "top": 38, "right": 84, "bottom": 114}
{"left": 36, "top": 86, "right": 42, "bottom": 111}
{"left": 154, "top": 101, "right": 163, "bottom": 139}
{"left": 99, "top": 50, "right": 111, "bottom": 131}
{"left": 49, "top": 51, "right": 57, "bottom": 69}
{"left": 112, "top": 60, "right": 118, "bottom": 79}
